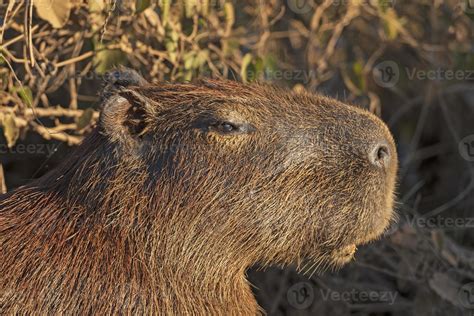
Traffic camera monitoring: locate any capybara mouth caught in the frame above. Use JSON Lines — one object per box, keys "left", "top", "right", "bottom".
{"left": 313, "top": 204, "right": 396, "bottom": 270}
{"left": 332, "top": 244, "right": 357, "bottom": 265}
{"left": 331, "top": 235, "right": 380, "bottom": 266}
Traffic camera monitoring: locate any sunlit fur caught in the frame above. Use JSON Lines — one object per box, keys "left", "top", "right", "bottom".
{"left": 0, "top": 74, "right": 398, "bottom": 315}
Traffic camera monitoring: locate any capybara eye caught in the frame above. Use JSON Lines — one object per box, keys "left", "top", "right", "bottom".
{"left": 207, "top": 120, "right": 255, "bottom": 135}
{"left": 218, "top": 122, "right": 236, "bottom": 133}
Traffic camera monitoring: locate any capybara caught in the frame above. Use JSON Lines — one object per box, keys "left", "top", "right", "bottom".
{"left": 0, "top": 69, "right": 398, "bottom": 315}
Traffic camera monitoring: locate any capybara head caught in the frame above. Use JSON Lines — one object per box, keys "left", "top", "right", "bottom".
{"left": 0, "top": 69, "right": 398, "bottom": 314}
{"left": 96, "top": 69, "right": 398, "bottom": 271}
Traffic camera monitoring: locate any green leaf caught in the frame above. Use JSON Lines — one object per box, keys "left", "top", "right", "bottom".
{"left": 241, "top": 53, "right": 253, "bottom": 83}
{"left": 224, "top": 2, "right": 235, "bottom": 30}
{"left": 193, "top": 50, "right": 209, "bottom": 69}
{"left": 94, "top": 49, "right": 127, "bottom": 74}
{"left": 377, "top": 0, "right": 392, "bottom": 12}
{"left": 164, "top": 26, "right": 179, "bottom": 63}
{"left": 136, "top": 0, "right": 151, "bottom": 13}
{"left": 11, "top": 86, "right": 33, "bottom": 106}
{"left": 352, "top": 60, "right": 366, "bottom": 91}
{"left": 93, "top": 40, "right": 127, "bottom": 74}
{"left": 183, "top": 70, "right": 193, "bottom": 82}
{"left": 183, "top": 52, "right": 196, "bottom": 70}
{"left": 161, "top": 0, "right": 171, "bottom": 25}
{"left": 383, "top": 8, "right": 400, "bottom": 40}
{"left": 200, "top": 0, "right": 209, "bottom": 17}
{"left": 1, "top": 113, "right": 19, "bottom": 148}
{"left": 263, "top": 55, "right": 278, "bottom": 72}
{"left": 253, "top": 57, "right": 264, "bottom": 77}
{"left": 87, "top": 0, "right": 107, "bottom": 31}
{"left": 76, "top": 108, "right": 95, "bottom": 130}
{"left": 184, "top": 0, "right": 197, "bottom": 18}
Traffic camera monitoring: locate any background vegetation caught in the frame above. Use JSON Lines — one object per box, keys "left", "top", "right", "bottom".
{"left": 1, "top": 0, "right": 473, "bottom": 314}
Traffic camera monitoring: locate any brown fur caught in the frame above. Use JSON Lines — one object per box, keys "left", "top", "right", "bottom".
{"left": 0, "top": 70, "right": 398, "bottom": 315}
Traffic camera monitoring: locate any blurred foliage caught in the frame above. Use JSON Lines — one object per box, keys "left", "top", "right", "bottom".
{"left": 0, "top": 0, "right": 473, "bottom": 315}
{"left": 0, "top": 1, "right": 472, "bottom": 145}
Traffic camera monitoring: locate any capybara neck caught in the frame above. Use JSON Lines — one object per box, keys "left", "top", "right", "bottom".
{"left": 1, "top": 130, "right": 261, "bottom": 314}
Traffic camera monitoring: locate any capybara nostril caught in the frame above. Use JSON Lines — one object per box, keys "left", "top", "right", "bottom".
{"left": 370, "top": 142, "right": 391, "bottom": 168}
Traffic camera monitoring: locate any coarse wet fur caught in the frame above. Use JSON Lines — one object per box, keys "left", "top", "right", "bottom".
{"left": 0, "top": 69, "right": 398, "bottom": 315}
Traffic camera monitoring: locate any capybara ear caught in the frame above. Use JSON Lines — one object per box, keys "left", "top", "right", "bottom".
{"left": 99, "top": 67, "right": 158, "bottom": 144}
{"left": 99, "top": 86, "right": 158, "bottom": 145}
{"left": 101, "top": 66, "right": 148, "bottom": 100}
